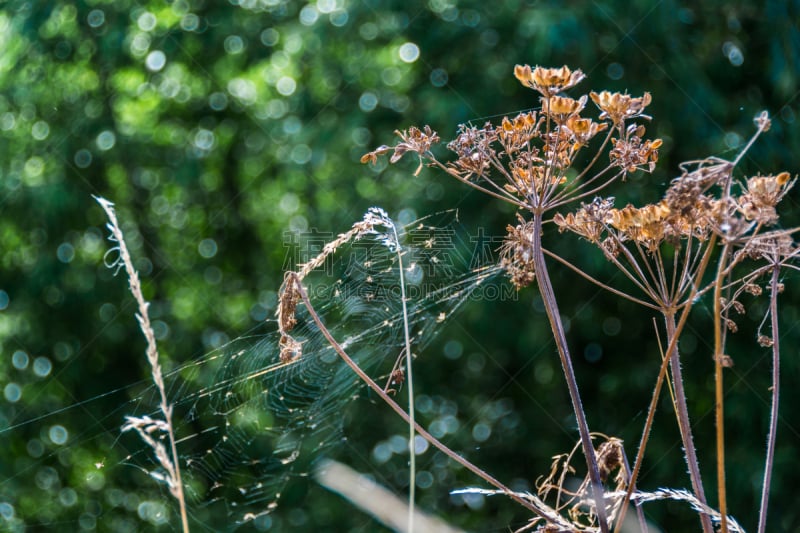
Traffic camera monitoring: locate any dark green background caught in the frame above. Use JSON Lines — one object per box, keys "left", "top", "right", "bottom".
{"left": 2, "top": 0, "right": 800, "bottom": 531}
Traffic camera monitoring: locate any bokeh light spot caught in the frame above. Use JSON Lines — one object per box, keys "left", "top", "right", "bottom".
{"left": 145, "top": 50, "right": 166, "bottom": 72}
{"left": 57, "top": 243, "right": 75, "bottom": 263}
{"left": 398, "top": 42, "right": 420, "bottom": 63}
{"left": 31, "top": 120, "right": 50, "bottom": 140}
{"left": 87, "top": 9, "right": 105, "bottom": 28}
{"left": 33, "top": 357, "right": 53, "bottom": 378}
{"left": 430, "top": 68, "right": 448, "bottom": 87}
{"left": 96, "top": 130, "right": 116, "bottom": 151}
{"left": 137, "top": 12, "right": 157, "bottom": 32}
{"left": 12, "top": 350, "right": 29, "bottom": 370}
{"left": 358, "top": 91, "right": 378, "bottom": 112}
{"left": 4, "top": 383, "right": 21, "bottom": 403}
{"left": 276, "top": 76, "right": 296, "bottom": 96}
{"left": 49, "top": 425, "right": 68, "bottom": 445}
{"left": 74, "top": 149, "right": 93, "bottom": 168}
{"left": 198, "top": 238, "right": 218, "bottom": 258}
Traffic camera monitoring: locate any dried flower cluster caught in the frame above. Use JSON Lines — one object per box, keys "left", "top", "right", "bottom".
{"left": 362, "top": 65, "right": 660, "bottom": 219}
{"left": 554, "top": 145, "right": 795, "bottom": 272}
{"left": 358, "top": 64, "right": 798, "bottom": 533}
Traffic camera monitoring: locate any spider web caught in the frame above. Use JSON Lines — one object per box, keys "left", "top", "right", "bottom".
{"left": 123, "top": 210, "right": 510, "bottom": 529}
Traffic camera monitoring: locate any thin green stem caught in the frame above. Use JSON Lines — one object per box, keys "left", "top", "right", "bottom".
{"left": 530, "top": 213, "right": 609, "bottom": 533}
{"left": 391, "top": 228, "right": 417, "bottom": 533}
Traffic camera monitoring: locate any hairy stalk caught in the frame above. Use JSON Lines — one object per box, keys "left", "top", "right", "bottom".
{"left": 95, "top": 197, "right": 190, "bottom": 533}
{"left": 285, "top": 273, "right": 550, "bottom": 520}
{"left": 713, "top": 243, "right": 732, "bottom": 533}
{"left": 614, "top": 234, "right": 716, "bottom": 533}
{"left": 664, "top": 312, "right": 714, "bottom": 533}
{"left": 757, "top": 264, "right": 781, "bottom": 533}
{"left": 531, "top": 213, "right": 610, "bottom": 533}
{"left": 390, "top": 225, "right": 417, "bottom": 533}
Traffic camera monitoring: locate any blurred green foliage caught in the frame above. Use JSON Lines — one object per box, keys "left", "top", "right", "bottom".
{"left": 1, "top": 0, "right": 800, "bottom": 531}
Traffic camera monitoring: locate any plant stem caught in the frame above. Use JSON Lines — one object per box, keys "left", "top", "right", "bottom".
{"left": 95, "top": 197, "right": 190, "bottom": 533}
{"left": 713, "top": 244, "right": 731, "bottom": 533}
{"left": 664, "top": 313, "right": 714, "bottom": 533}
{"left": 391, "top": 226, "right": 417, "bottom": 533}
{"left": 166, "top": 409, "right": 190, "bottom": 533}
{"left": 530, "top": 213, "right": 609, "bottom": 533}
{"left": 618, "top": 446, "right": 648, "bottom": 533}
{"left": 757, "top": 264, "right": 781, "bottom": 533}
{"left": 614, "top": 234, "right": 717, "bottom": 533}
{"left": 288, "top": 273, "right": 550, "bottom": 520}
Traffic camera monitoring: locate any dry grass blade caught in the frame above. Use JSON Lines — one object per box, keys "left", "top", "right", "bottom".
{"left": 94, "top": 196, "right": 190, "bottom": 533}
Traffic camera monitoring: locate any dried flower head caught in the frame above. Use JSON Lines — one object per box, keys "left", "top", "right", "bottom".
{"left": 758, "top": 335, "right": 774, "bottom": 347}
{"left": 553, "top": 197, "right": 615, "bottom": 243}
{"left": 541, "top": 95, "right": 587, "bottom": 124}
{"left": 361, "top": 125, "right": 440, "bottom": 175}
{"left": 608, "top": 201, "right": 671, "bottom": 251}
{"left": 447, "top": 123, "right": 497, "bottom": 176}
{"left": 505, "top": 160, "right": 548, "bottom": 197}
{"left": 500, "top": 216, "right": 537, "bottom": 289}
{"left": 564, "top": 116, "right": 609, "bottom": 148}
{"left": 590, "top": 90, "right": 652, "bottom": 125}
{"left": 609, "top": 125, "right": 662, "bottom": 173}
{"left": 738, "top": 172, "right": 794, "bottom": 224}
{"left": 514, "top": 64, "right": 586, "bottom": 97}
{"left": 498, "top": 112, "right": 540, "bottom": 153}
{"left": 665, "top": 160, "right": 733, "bottom": 215}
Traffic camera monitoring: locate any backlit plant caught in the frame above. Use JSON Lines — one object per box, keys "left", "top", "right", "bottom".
{"left": 353, "top": 64, "right": 797, "bottom": 533}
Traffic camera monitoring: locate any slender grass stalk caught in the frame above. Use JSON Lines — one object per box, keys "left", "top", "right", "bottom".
{"left": 94, "top": 196, "right": 190, "bottom": 533}
{"left": 531, "top": 213, "right": 610, "bottom": 533}
{"left": 757, "top": 264, "right": 781, "bottom": 533}
{"left": 389, "top": 224, "right": 417, "bottom": 533}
